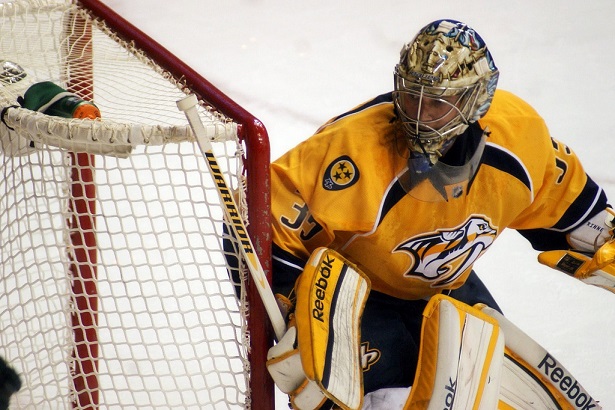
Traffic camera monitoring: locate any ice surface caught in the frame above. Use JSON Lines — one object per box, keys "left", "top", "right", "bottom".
{"left": 100, "top": 1, "right": 615, "bottom": 407}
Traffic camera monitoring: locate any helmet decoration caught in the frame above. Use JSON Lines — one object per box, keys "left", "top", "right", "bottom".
{"left": 394, "top": 19, "right": 499, "bottom": 167}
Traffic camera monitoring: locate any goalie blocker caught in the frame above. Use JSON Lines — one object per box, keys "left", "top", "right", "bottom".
{"left": 267, "top": 247, "right": 370, "bottom": 410}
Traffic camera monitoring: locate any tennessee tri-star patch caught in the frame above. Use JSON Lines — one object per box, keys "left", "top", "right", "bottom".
{"left": 322, "top": 155, "right": 360, "bottom": 191}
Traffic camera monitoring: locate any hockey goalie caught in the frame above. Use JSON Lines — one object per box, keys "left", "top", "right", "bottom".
{"left": 265, "top": 18, "right": 611, "bottom": 410}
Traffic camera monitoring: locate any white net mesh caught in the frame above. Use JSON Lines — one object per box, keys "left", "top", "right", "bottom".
{"left": 0, "top": 0, "right": 261, "bottom": 408}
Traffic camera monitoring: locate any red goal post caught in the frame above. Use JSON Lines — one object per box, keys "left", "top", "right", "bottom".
{"left": 0, "top": 0, "right": 274, "bottom": 408}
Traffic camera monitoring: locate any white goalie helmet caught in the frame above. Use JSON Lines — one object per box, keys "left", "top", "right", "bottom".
{"left": 393, "top": 19, "right": 499, "bottom": 167}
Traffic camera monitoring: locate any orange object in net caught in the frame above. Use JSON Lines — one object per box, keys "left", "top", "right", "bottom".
{"left": 73, "top": 103, "right": 101, "bottom": 119}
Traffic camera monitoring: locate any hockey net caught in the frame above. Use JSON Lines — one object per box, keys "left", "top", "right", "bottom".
{"left": 0, "top": 0, "right": 274, "bottom": 408}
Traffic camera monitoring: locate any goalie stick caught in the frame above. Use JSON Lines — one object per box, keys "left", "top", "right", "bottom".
{"left": 177, "top": 94, "right": 286, "bottom": 340}
{"left": 180, "top": 98, "right": 369, "bottom": 410}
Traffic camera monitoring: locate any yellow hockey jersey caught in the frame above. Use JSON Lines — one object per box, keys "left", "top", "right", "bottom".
{"left": 270, "top": 90, "right": 607, "bottom": 300}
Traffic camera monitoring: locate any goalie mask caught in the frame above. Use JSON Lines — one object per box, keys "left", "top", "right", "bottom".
{"left": 393, "top": 19, "right": 499, "bottom": 201}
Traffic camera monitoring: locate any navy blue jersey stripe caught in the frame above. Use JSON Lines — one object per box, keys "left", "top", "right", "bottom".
{"left": 377, "top": 179, "right": 407, "bottom": 227}
{"left": 328, "top": 92, "right": 393, "bottom": 124}
{"left": 482, "top": 144, "right": 532, "bottom": 192}
{"left": 517, "top": 176, "right": 606, "bottom": 250}
{"left": 551, "top": 175, "right": 606, "bottom": 231}
{"left": 272, "top": 242, "right": 307, "bottom": 296}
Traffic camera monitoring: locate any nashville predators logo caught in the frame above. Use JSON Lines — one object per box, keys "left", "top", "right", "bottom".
{"left": 360, "top": 342, "right": 381, "bottom": 372}
{"left": 323, "top": 155, "right": 360, "bottom": 191}
{"left": 395, "top": 216, "right": 497, "bottom": 287}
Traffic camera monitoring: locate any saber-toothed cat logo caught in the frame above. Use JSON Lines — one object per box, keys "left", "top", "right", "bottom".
{"left": 395, "top": 216, "right": 497, "bottom": 287}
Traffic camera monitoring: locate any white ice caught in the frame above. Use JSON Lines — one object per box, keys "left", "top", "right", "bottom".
{"left": 100, "top": 0, "right": 615, "bottom": 407}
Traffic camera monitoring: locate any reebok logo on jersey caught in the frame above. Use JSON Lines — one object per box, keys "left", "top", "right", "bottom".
{"left": 323, "top": 155, "right": 360, "bottom": 191}
{"left": 395, "top": 215, "right": 497, "bottom": 287}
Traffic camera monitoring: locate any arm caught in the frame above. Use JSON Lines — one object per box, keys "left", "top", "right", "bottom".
{"left": 513, "top": 137, "right": 609, "bottom": 252}
{"left": 513, "top": 140, "right": 615, "bottom": 288}
{"left": 501, "top": 129, "right": 615, "bottom": 286}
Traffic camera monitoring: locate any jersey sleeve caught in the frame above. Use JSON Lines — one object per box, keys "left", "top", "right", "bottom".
{"left": 270, "top": 147, "right": 335, "bottom": 255}
{"left": 269, "top": 98, "right": 401, "bottom": 294}
{"left": 482, "top": 90, "right": 608, "bottom": 251}
{"left": 512, "top": 136, "right": 607, "bottom": 250}
{"left": 270, "top": 142, "right": 336, "bottom": 295}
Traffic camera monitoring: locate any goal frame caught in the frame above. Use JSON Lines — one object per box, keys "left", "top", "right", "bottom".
{"left": 72, "top": 0, "right": 275, "bottom": 408}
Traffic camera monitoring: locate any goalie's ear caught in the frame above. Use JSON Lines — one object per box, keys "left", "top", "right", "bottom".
{"left": 294, "top": 247, "right": 371, "bottom": 410}
{"left": 405, "top": 294, "right": 504, "bottom": 410}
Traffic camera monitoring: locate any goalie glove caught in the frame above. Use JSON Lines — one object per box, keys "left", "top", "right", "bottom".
{"left": 538, "top": 240, "right": 615, "bottom": 293}
{"left": 539, "top": 208, "right": 615, "bottom": 292}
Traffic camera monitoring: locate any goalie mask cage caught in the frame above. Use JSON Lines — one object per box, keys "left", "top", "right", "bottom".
{"left": 0, "top": 0, "right": 275, "bottom": 409}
